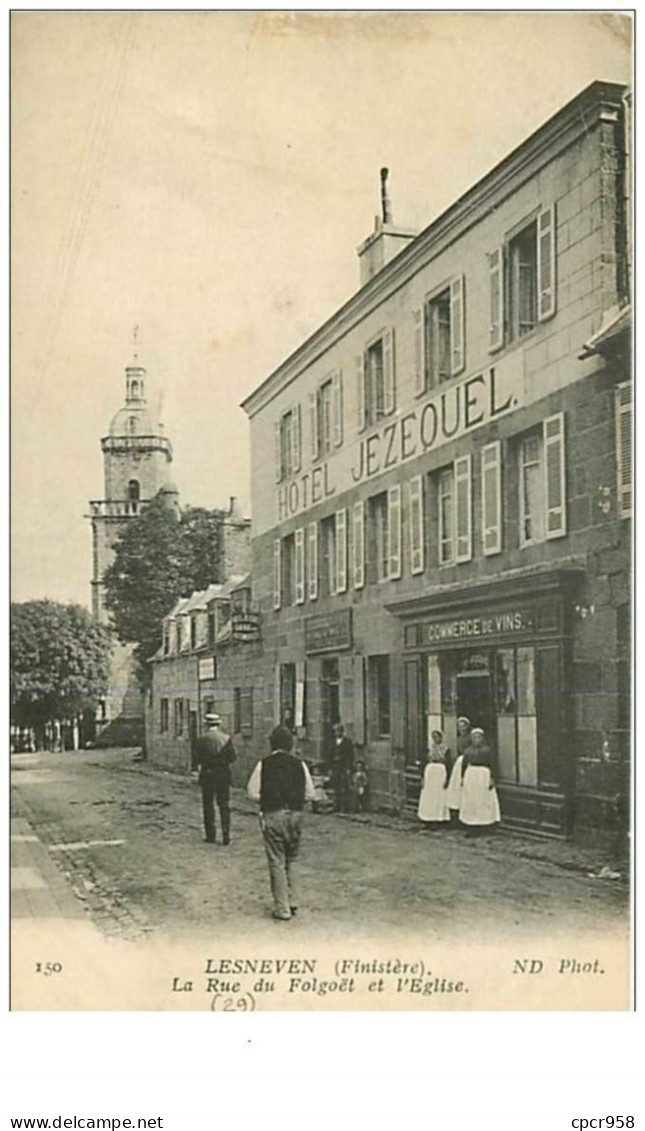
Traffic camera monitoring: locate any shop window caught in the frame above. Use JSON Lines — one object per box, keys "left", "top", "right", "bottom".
{"left": 615, "top": 381, "right": 632, "bottom": 518}
{"left": 174, "top": 698, "right": 184, "bottom": 737}
{"left": 368, "top": 655, "right": 391, "bottom": 738}
{"left": 494, "top": 647, "right": 537, "bottom": 787}
{"left": 321, "top": 515, "right": 337, "bottom": 596}
{"left": 357, "top": 330, "right": 395, "bottom": 431}
{"left": 281, "top": 534, "right": 296, "bottom": 607}
{"left": 160, "top": 698, "right": 169, "bottom": 733}
{"left": 274, "top": 405, "right": 302, "bottom": 482}
{"left": 489, "top": 207, "right": 556, "bottom": 351}
{"left": 234, "top": 687, "right": 253, "bottom": 733}
{"left": 368, "top": 492, "right": 389, "bottom": 582}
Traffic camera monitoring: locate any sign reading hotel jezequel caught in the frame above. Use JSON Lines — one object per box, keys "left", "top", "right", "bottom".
{"left": 276, "top": 355, "right": 523, "bottom": 523}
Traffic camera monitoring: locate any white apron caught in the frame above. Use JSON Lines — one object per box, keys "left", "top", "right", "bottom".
{"left": 445, "top": 754, "right": 464, "bottom": 811}
{"left": 459, "top": 765, "right": 501, "bottom": 826}
{"left": 417, "top": 762, "right": 450, "bottom": 823}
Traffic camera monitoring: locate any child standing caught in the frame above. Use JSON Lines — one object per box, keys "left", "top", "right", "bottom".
{"left": 352, "top": 760, "right": 369, "bottom": 813}
{"left": 459, "top": 727, "right": 501, "bottom": 835}
{"left": 417, "top": 730, "right": 450, "bottom": 829}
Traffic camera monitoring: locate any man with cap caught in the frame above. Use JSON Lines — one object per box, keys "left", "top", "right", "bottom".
{"left": 194, "top": 713, "right": 237, "bottom": 845}
{"left": 247, "top": 725, "right": 316, "bottom": 921}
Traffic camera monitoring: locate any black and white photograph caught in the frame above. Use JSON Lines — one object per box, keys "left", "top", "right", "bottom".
{"left": 10, "top": 10, "right": 633, "bottom": 1011}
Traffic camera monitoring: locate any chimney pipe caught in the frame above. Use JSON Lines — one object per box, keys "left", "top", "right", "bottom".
{"left": 380, "top": 167, "right": 393, "bottom": 225}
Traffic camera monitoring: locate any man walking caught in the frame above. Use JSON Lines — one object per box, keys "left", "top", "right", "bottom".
{"left": 247, "top": 725, "right": 316, "bottom": 921}
{"left": 330, "top": 722, "right": 355, "bottom": 813}
{"left": 194, "top": 713, "right": 236, "bottom": 845}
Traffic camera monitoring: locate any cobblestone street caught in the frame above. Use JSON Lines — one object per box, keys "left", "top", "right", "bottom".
{"left": 11, "top": 747, "right": 629, "bottom": 947}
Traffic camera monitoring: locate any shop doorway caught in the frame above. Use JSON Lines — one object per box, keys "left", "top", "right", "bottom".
{"left": 320, "top": 658, "right": 340, "bottom": 760}
{"left": 455, "top": 671, "right": 495, "bottom": 747}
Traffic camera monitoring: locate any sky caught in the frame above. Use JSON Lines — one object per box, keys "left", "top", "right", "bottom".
{"left": 11, "top": 10, "right": 632, "bottom": 609}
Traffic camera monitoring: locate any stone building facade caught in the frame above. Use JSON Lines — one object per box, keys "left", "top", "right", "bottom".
{"left": 240, "top": 81, "right": 632, "bottom": 841}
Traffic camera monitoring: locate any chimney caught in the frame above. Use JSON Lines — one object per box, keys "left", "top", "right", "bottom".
{"left": 357, "top": 168, "right": 418, "bottom": 288}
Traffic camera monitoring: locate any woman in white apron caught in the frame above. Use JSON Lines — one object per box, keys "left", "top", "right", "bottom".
{"left": 417, "top": 730, "right": 450, "bottom": 829}
{"left": 445, "top": 716, "right": 471, "bottom": 820}
{"left": 459, "top": 728, "right": 501, "bottom": 835}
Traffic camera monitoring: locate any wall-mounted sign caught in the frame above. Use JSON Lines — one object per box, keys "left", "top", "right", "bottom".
{"left": 231, "top": 611, "right": 261, "bottom": 642}
{"left": 198, "top": 657, "right": 215, "bottom": 681}
{"left": 417, "top": 608, "right": 537, "bottom": 647}
{"left": 305, "top": 609, "right": 352, "bottom": 654}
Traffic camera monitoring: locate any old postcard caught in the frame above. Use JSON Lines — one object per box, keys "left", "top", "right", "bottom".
{"left": 10, "top": 10, "right": 633, "bottom": 1011}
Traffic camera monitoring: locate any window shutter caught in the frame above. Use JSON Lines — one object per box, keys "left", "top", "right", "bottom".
{"left": 274, "top": 419, "right": 282, "bottom": 483}
{"left": 309, "top": 391, "right": 319, "bottom": 462}
{"left": 388, "top": 484, "right": 402, "bottom": 579}
{"left": 295, "top": 528, "right": 305, "bottom": 605}
{"left": 273, "top": 664, "right": 281, "bottom": 725}
{"left": 413, "top": 309, "right": 425, "bottom": 396}
{"left": 489, "top": 248, "right": 504, "bottom": 352}
{"left": 307, "top": 522, "right": 318, "bottom": 600}
{"left": 481, "top": 441, "right": 502, "bottom": 556}
{"left": 335, "top": 509, "right": 347, "bottom": 593}
{"left": 615, "top": 382, "right": 632, "bottom": 518}
{"left": 543, "top": 412, "right": 567, "bottom": 539}
{"left": 409, "top": 475, "right": 425, "bottom": 575}
{"left": 352, "top": 501, "right": 365, "bottom": 589}
{"left": 332, "top": 370, "right": 343, "bottom": 447}
{"left": 455, "top": 454, "right": 473, "bottom": 562}
{"left": 272, "top": 538, "right": 282, "bottom": 609}
{"left": 356, "top": 354, "right": 366, "bottom": 432}
{"left": 383, "top": 328, "right": 396, "bottom": 415}
{"left": 450, "top": 274, "right": 466, "bottom": 375}
{"left": 291, "top": 403, "right": 302, "bottom": 473}
{"left": 537, "top": 205, "right": 556, "bottom": 322}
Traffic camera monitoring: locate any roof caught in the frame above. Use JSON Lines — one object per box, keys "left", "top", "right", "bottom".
{"left": 165, "top": 574, "right": 250, "bottom": 619}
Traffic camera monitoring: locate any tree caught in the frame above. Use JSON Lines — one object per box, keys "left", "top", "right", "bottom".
{"left": 102, "top": 495, "right": 224, "bottom": 680}
{"left": 11, "top": 601, "right": 112, "bottom": 746}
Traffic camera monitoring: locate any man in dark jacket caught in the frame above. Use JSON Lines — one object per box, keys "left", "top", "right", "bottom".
{"left": 330, "top": 722, "right": 355, "bottom": 812}
{"left": 194, "top": 713, "right": 236, "bottom": 845}
{"left": 247, "top": 725, "right": 316, "bottom": 920}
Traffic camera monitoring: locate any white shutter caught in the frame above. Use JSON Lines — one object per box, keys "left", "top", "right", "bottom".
{"left": 352, "top": 501, "right": 365, "bottom": 589}
{"left": 481, "top": 441, "right": 502, "bottom": 556}
{"left": 543, "top": 412, "right": 567, "bottom": 539}
{"left": 450, "top": 274, "right": 466, "bottom": 375}
{"left": 413, "top": 309, "right": 425, "bottom": 396}
{"left": 615, "top": 382, "right": 632, "bottom": 518}
{"left": 388, "top": 484, "right": 402, "bottom": 579}
{"left": 383, "top": 328, "right": 396, "bottom": 415}
{"left": 409, "top": 475, "right": 425, "bottom": 575}
{"left": 307, "top": 522, "right": 318, "bottom": 600}
{"left": 356, "top": 354, "right": 366, "bottom": 432}
{"left": 537, "top": 205, "right": 556, "bottom": 322}
{"left": 335, "top": 509, "right": 347, "bottom": 593}
{"left": 295, "top": 528, "right": 305, "bottom": 605}
{"left": 272, "top": 538, "right": 282, "bottom": 609}
{"left": 291, "top": 403, "right": 302, "bottom": 473}
{"left": 309, "top": 391, "right": 319, "bottom": 462}
{"left": 455, "top": 454, "right": 473, "bottom": 562}
{"left": 489, "top": 248, "right": 504, "bottom": 352}
{"left": 332, "top": 370, "right": 343, "bottom": 448}
{"left": 274, "top": 419, "right": 282, "bottom": 483}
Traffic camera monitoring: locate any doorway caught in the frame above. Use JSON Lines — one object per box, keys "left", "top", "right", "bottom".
{"left": 455, "top": 671, "right": 495, "bottom": 746}
{"left": 320, "top": 657, "right": 340, "bottom": 760}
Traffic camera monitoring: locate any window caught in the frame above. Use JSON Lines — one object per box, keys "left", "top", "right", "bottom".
{"left": 190, "top": 614, "right": 197, "bottom": 650}
{"left": 369, "top": 493, "right": 389, "bottom": 582}
{"left": 615, "top": 381, "right": 632, "bottom": 518}
{"left": 128, "top": 479, "right": 140, "bottom": 501}
{"left": 438, "top": 468, "right": 454, "bottom": 565}
{"left": 174, "top": 698, "right": 184, "bottom": 737}
{"left": 207, "top": 610, "right": 216, "bottom": 648}
{"left": 518, "top": 413, "right": 567, "bottom": 545}
{"left": 160, "top": 698, "right": 169, "bottom": 733}
{"left": 321, "top": 515, "right": 337, "bottom": 596}
{"left": 481, "top": 442, "right": 502, "bottom": 555}
{"left": 295, "top": 528, "right": 306, "bottom": 605}
{"left": 356, "top": 330, "right": 395, "bottom": 430}
{"left": 495, "top": 647, "right": 537, "bottom": 787}
{"left": 234, "top": 687, "right": 253, "bottom": 733}
{"left": 162, "top": 622, "right": 171, "bottom": 655}
{"left": 282, "top": 534, "right": 296, "bottom": 607}
{"left": 414, "top": 277, "right": 465, "bottom": 394}
{"left": 274, "top": 405, "right": 302, "bottom": 482}
{"left": 387, "top": 486, "right": 402, "bottom": 579}
{"left": 310, "top": 371, "right": 343, "bottom": 460}
{"left": 368, "top": 655, "right": 391, "bottom": 738}
{"left": 489, "top": 207, "right": 556, "bottom": 352}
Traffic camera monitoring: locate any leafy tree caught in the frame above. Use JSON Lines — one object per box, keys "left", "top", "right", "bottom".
{"left": 11, "top": 601, "right": 112, "bottom": 743}
{"left": 103, "top": 495, "right": 224, "bottom": 680}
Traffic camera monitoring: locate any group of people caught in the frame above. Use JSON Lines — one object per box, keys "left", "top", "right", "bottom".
{"left": 417, "top": 716, "right": 501, "bottom": 835}
{"left": 192, "top": 709, "right": 501, "bottom": 924}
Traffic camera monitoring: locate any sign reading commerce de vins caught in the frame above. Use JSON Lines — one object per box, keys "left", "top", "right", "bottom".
{"left": 418, "top": 608, "right": 536, "bottom": 646}
{"left": 277, "top": 357, "right": 522, "bottom": 523}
